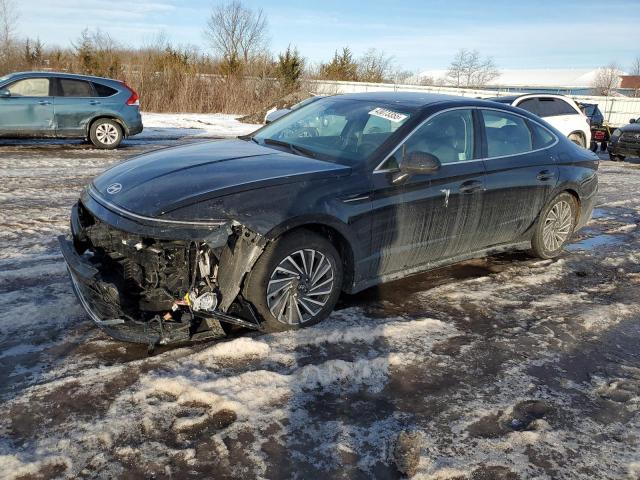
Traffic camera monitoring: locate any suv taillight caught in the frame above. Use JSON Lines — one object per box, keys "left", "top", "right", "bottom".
{"left": 121, "top": 81, "right": 139, "bottom": 106}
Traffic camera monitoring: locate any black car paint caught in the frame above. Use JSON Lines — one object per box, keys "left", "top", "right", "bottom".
{"left": 61, "top": 93, "right": 599, "bottom": 344}
{"left": 608, "top": 120, "right": 640, "bottom": 158}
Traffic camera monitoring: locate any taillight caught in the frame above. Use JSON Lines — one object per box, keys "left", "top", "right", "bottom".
{"left": 121, "top": 81, "right": 139, "bottom": 106}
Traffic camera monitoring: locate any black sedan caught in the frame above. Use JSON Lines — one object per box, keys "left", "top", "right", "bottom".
{"left": 608, "top": 117, "right": 640, "bottom": 161}
{"left": 59, "top": 92, "right": 599, "bottom": 346}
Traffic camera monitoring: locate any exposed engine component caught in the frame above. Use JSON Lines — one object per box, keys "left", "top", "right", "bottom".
{"left": 65, "top": 201, "right": 267, "bottom": 346}
{"left": 190, "top": 291, "right": 218, "bottom": 313}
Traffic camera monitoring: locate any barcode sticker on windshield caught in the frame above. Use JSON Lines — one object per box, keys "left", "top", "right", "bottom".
{"left": 368, "top": 107, "right": 408, "bottom": 123}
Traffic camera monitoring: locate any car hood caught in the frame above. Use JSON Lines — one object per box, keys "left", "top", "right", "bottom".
{"left": 621, "top": 123, "right": 640, "bottom": 133}
{"left": 91, "top": 139, "right": 351, "bottom": 218}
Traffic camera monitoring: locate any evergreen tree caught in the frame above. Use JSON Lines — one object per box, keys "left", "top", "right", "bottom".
{"left": 276, "top": 45, "right": 304, "bottom": 91}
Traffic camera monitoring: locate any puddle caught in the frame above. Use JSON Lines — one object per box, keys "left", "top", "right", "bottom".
{"left": 590, "top": 208, "right": 611, "bottom": 219}
{"left": 566, "top": 234, "right": 624, "bottom": 251}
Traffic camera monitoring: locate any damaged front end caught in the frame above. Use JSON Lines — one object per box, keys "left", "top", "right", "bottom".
{"left": 59, "top": 197, "right": 268, "bottom": 347}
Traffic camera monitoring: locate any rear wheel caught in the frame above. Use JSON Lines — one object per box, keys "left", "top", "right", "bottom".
{"left": 243, "top": 229, "right": 343, "bottom": 332}
{"left": 530, "top": 192, "right": 577, "bottom": 259}
{"left": 568, "top": 132, "right": 586, "bottom": 148}
{"left": 609, "top": 153, "right": 625, "bottom": 161}
{"left": 90, "top": 119, "right": 123, "bottom": 149}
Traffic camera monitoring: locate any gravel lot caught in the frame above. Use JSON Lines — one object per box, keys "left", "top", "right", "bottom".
{"left": 0, "top": 131, "right": 639, "bottom": 479}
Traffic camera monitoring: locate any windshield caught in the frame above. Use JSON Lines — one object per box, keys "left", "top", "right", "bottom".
{"left": 291, "top": 95, "right": 323, "bottom": 110}
{"left": 253, "top": 97, "right": 414, "bottom": 164}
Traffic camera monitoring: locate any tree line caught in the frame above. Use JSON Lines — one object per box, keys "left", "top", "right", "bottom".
{"left": 8, "top": 0, "right": 636, "bottom": 112}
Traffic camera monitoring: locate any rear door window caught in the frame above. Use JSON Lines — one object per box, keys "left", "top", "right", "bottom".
{"left": 58, "top": 79, "right": 95, "bottom": 97}
{"left": 516, "top": 98, "right": 540, "bottom": 116}
{"left": 92, "top": 82, "right": 118, "bottom": 97}
{"left": 6, "top": 78, "right": 50, "bottom": 97}
{"left": 402, "top": 109, "right": 475, "bottom": 165}
{"left": 537, "top": 98, "right": 578, "bottom": 117}
{"left": 482, "top": 110, "right": 533, "bottom": 157}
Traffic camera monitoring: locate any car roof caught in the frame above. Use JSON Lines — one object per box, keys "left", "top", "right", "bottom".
{"left": 334, "top": 91, "right": 475, "bottom": 108}
{"left": 328, "top": 92, "right": 558, "bottom": 119}
{"left": 487, "top": 93, "right": 577, "bottom": 104}
{"left": 3, "top": 71, "right": 121, "bottom": 83}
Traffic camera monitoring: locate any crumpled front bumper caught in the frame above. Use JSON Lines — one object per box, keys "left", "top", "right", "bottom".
{"left": 59, "top": 235, "right": 197, "bottom": 345}
{"left": 59, "top": 235, "right": 258, "bottom": 346}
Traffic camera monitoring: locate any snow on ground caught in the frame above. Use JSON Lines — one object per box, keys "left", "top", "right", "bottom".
{"left": 0, "top": 128, "right": 639, "bottom": 479}
{"left": 138, "top": 112, "right": 261, "bottom": 140}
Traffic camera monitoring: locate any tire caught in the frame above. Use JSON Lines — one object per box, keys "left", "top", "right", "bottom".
{"left": 530, "top": 192, "right": 577, "bottom": 259}
{"left": 89, "top": 119, "right": 123, "bottom": 149}
{"left": 609, "top": 153, "right": 625, "bottom": 161}
{"left": 243, "top": 229, "right": 343, "bottom": 332}
{"left": 568, "top": 132, "right": 586, "bottom": 148}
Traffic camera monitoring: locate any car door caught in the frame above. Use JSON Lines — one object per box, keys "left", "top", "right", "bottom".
{"left": 0, "top": 77, "right": 54, "bottom": 136}
{"left": 478, "top": 108, "right": 559, "bottom": 247}
{"left": 53, "top": 78, "right": 100, "bottom": 137}
{"left": 367, "top": 108, "right": 486, "bottom": 279}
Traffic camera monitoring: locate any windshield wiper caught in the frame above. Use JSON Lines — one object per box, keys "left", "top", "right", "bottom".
{"left": 263, "top": 138, "right": 316, "bottom": 158}
{"left": 239, "top": 135, "right": 260, "bottom": 145}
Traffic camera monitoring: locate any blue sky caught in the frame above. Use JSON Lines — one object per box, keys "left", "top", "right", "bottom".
{"left": 18, "top": 0, "right": 640, "bottom": 72}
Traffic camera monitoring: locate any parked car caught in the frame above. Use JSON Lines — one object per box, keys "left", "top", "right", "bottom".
{"left": 489, "top": 94, "right": 591, "bottom": 148}
{"left": 578, "top": 102, "right": 611, "bottom": 152}
{"left": 0, "top": 71, "right": 142, "bottom": 149}
{"left": 607, "top": 117, "right": 640, "bottom": 161}
{"left": 264, "top": 95, "right": 325, "bottom": 124}
{"left": 60, "top": 92, "right": 598, "bottom": 347}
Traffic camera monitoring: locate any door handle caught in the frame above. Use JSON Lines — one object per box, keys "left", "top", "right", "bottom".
{"left": 38, "top": 100, "right": 52, "bottom": 105}
{"left": 89, "top": 100, "right": 101, "bottom": 105}
{"left": 537, "top": 170, "right": 554, "bottom": 181}
{"left": 459, "top": 180, "right": 483, "bottom": 194}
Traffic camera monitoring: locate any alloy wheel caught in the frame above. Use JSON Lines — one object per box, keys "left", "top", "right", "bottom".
{"left": 95, "top": 123, "right": 119, "bottom": 145}
{"left": 266, "top": 249, "right": 334, "bottom": 325}
{"left": 542, "top": 200, "right": 573, "bottom": 252}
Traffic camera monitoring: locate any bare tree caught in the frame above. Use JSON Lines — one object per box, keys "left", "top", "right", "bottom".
{"left": 446, "top": 49, "right": 499, "bottom": 88}
{"left": 592, "top": 63, "right": 623, "bottom": 96}
{"left": 630, "top": 56, "right": 640, "bottom": 76}
{"left": 204, "top": 1, "right": 268, "bottom": 64}
{"left": 0, "top": 0, "right": 18, "bottom": 62}
{"left": 356, "top": 48, "right": 394, "bottom": 83}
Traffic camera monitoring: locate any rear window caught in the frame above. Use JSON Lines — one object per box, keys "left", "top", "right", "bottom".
{"left": 92, "top": 82, "right": 118, "bottom": 97}
{"left": 536, "top": 98, "right": 578, "bottom": 117}
{"left": 59, "top": 79, "right": 94, "bottom": 97}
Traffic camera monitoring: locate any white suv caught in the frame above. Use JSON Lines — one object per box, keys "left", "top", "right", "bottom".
{"left": 490, "top": 94, "right": 591, "bottom": 148}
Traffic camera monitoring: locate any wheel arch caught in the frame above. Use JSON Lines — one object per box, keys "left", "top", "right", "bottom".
{"left": 567, "top": 130, "right": 587, "bottom": 145}
{"left": 86, "top": 115, "right": 129, "bottom": 137}
{"left": 265, "top": 216, "right": 361, "bottom": 293}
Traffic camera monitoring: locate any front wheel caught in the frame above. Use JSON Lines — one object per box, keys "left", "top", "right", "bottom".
{"left": 243, "top": 229, "right": 343, "bottom": 332}
{"left": 530, "top": 193, "right": 577, "bottom": 259}
{"left": 89, "top": 119, "right": 123, "bottom": 149}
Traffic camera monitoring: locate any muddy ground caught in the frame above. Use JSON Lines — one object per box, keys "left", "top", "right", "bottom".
{"left": 0, "top": 135, "right": 639, "bottom": 480}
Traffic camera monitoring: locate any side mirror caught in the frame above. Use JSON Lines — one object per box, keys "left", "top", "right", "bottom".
{"left": 402, "top": 151, "right": 441, "bottom": 174}
{"left": 630, "top": 118, "right": 637, "bottom": 124}
{"left": 0, "top": 88, "right": 10, "bottom": 98}
{"left": 393, "top": 150, "right": 441, "bottom": 183}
